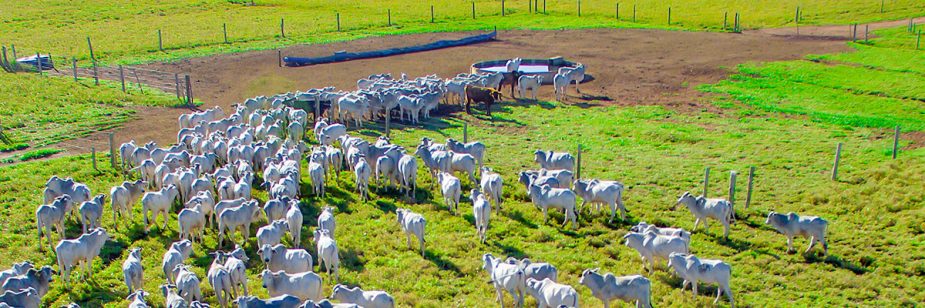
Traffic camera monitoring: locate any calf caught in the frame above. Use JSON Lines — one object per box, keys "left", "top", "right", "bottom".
{"left": 517, "top": 75, "right": 543, "bottom": 100}
{"left": 464, "top": 85, "right": 503, "bottom": 116}
{"left": 162, "top": 240, "right": 193, "bottom": 284}
{"left": 126, "top": 290, "right": 151, "bottom": 308}
{"left": 172, "top": 264, "right": 202, "bottom": 303}
{"left": 674, "top": 192, "right": 733, "bottom": 239}
{"left": 479, "top": 167, "right": 503, "bottom": 210}
{"left": 528, "top": 184, "right": 578, "bottom": 229}
{"left": 0, "top": 266, "right": 54, "bottom": 298}
{"left": 142, "top": 185, "right": 180, "bottom": 233}
{"left": 667, "top": 253, "right": 734, "bottom": 307}
{"left": 524, "top": 278, "right": 579, "bottom": 308}
{"left": 446, "top": 138, "right": 486, "bottom": 174}
{"left": 36, "top": 195, "right": 70, "bottom": 250}
{"left": 314, "top": 229, "right": 341, "bottom": 282}
{"left": 55, "top": 228, "right": 110, "bottom": 284}
{"left": 623, "top": 231, "right": 689, "bottom": 275}
{"left": 631, "top": 222, "right": 691, "bottom": 242}
{"left": 437, "top": 172, "right": 462, "bottom": 214}
{"left": 471, "top": 189, "right": 492, "bottom": 243}
{"left": 482, "top": 253, "right": 524, "bottom": 308}
{"left": 330, "top": 284, "right": 395, "bottom": 308}
{"left": 217, "top": 200, "right": 262, "bottom": 248}
{"left": 122, "top": 248, "right": 144, "bottom": 294}
{"left": 396, "top": 208, "right": 426, "bottom": 257}
{"left": 236, "top": 295, "right": 302, "bottom": 308}
{"left": 553, "top": 73, "right": 569, "bottom": 102}
{"left": 765, "top": 211, "right": 829, "bottom": 255}
{"left": 0, "top": 288, "right": 40, "bottom": 308}
{"left": 224, "top": 246, "right": 249, "bottom": 297}
{"left": 286, "top": 201, "right": 304, "bottom": 248}
{"left": 573, "top": 179, "right": 626, "bottom": 223}
{"left": 579, "top": 269, "right": 651, "bottom": 308}
{"left": 534, "top": 150, "right": 574, "bottom": 171}
{"left": 506, "top": 257, "right": 558, "bottom": 283}
{"left": 257, "top": 220, "right": 290, "bottom": 249}
{"left": 111, "top": 180, "right": 146, "bottom": 230}
{"left": 0, "top": 262, "right": 33, "bottom": 288}
{"left": 207, "top": 252, "right": 235, "bottom": 308}
{"left": 353, "top": 158, "right": 371, "bottom": 202}
{"left": 261, "top": 270, "right": 323, "bottom": 302}
{"left": 178, "top": 203, "right": 207, "bottom": 243}
{"left": 258, "top": 244, "right": 313, "bottom": 274}
{"left": 317, "top": 206, "right": 336, "bottom": 237}
{"left": 160, "top": 284, "right": 188, "bottom": 308}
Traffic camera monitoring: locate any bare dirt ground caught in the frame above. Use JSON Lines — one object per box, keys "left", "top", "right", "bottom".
{"left": 41, "top": 18, "right": 925, "bottom": 158}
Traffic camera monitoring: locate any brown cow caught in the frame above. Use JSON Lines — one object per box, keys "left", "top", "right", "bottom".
{"left": 465, "top": 85, "right": 503, "bottom": 116}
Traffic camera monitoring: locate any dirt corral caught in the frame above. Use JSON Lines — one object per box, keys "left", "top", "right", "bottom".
{"left": 63, "top": 26, "right": 856, "bottom": 153}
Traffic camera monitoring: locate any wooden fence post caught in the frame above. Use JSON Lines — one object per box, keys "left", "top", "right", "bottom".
{"left": 174, "top": 73, "right": 182, "bottom": 100}
{"left": 529, "top": 0, "right": 532, "bottom": 13}
{"left": 132, "top": 69, "right": 144, "bottom": 94}
{"left": 72, "top": 58, "right": 78, "bottom": 81}
{"left": 185, "top": 75, "right": 193, "bottom": 106}
{"left": 865, "top": 24, "right": 869, "bottom": 42}
{"left": 892, "top": 126, "right": 900, "bottom": 159}
{"left": 337, "top": 13, "right": 341, "bottom": 31}
{"left": 702, "top": 167, "right": 710, "bottom": 197}
{"left": 745, "top": 166, "right": 755, "bottom": 209}
{"left": 832, "top": 143, "right": 842, "bottom": 181}
{"left": 223, "top": 23, "right": 229, "bottom": 43}
{"left": 92, "top": 60, "right": 99, "bottom": 86}
{"left": 852, "top": 23, "right": 857, "bottom": 41}
{"left": 119, "top": 65, "right": 126, "bottom": 92}
{"left": 502, "top": 0, "right": 505, "bottom": 16}
{"left": 734, "top": 12, "right": 739, "bottom": 32}
{"left": 463, "top": 122, "right": 468, "bottom": 143}
{"left": 577, "top": 0, "right": 581, "bottom": 17}
{"left": 795, "top": 6, "right": 800, "bottom": 35}
{"left": 158, "top": 29, "right": 163, "bottom": 51}
{"left": 280, "top": 18, "right": 286, "bottom": 38}
{"left": 728, "top": 170, "right": 737, "bottom": 208}
{"left": 667, "top": 6, "right": 671, "bottom": 24}
{"left": 388, "top": 9, "right": 392, "bottom": 26}
{"left": 87, "top": 37, "right": 95, "bottom": 61}
{"left": 431, "top": 6, "right": 435, "bottom": 23}
{"left": 34, "top": 52, "right": 41, "bottom": 75}
{"left": 278, "top": 49, "right": 282, "bottom": 67}
{"left": 880, "top": 0, "right": 884, "bottom": 13}
{"left": 917, "top": 30, "right": 921, "bottom": 50}
{"left": 723, "top": 11, "right": 727, "bottom": 30}
{"left": 385, "top": 113, "right": 390, "bottom": 138}
{"left": 108, "top": 132, "right": 116, "bottom": 169}
{"left": 543, "top": 0, "right": 546, "bottom": 13}
{"left": 633, "top": 5, "right": 636, "bottom": 22}
{"left": 91, "top": 147, "right": 98, "bottom": 170}
{"left": 472, "top": 2, "right": 476, "bottom": 19}
{"left": 576, "top": 144, "right": 582, "bottom": 180}
{"left": 616, "top": 3, "right": 619, "bottom": 19}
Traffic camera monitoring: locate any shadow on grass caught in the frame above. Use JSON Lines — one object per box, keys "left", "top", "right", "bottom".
{"left": 492, "top": 241, "right": 527, "bottom": 259}
{"left": 502, "top": 209, "right": 537, "bottom": 229}
{"left": 424, "top": 250, "right": 462, "bottom": 275}
{"left": 805, "top": 253, "right": 868, "bottom": 274}
{"left": 341, "top": 248, "right": 367, "bottom": 272}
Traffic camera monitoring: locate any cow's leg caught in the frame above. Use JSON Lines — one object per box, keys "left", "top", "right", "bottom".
{"left": 787, "top": 236, "right": 794, "bottom": 253}
{"left": 806, "top": 236, "right": 816, "bottom": 253}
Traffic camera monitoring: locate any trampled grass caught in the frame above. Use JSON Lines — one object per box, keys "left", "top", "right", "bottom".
{"left": 0, "top": 73, "right": 181, "bottom": 149}
{"left": 1, "top": 101, "right": 923, "bottom": 307}
{"left": 1, "top": 0, "right": 923, "bottom": 64}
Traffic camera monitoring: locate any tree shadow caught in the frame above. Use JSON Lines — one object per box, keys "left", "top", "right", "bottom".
{"left": 707, "top": 234, "right": 754, "bottom": 253}
{"left": 373, "top": 199, "right": 398, "bottom": 213}
{"left": 340, "top": 248, "right": 366, "bottom": 272}
{"left": 492, "top": 241, "right": 527, "bottom": 260}
{"left": 501, "top": 209, "right": 537, "bottom": 229}
{"left": 98, "top": 239, "right": 127, "bottom": 267}
{"left": 804, "top": 253, "right": 868, "bottom": 275}
{"left": 424, "top": 250, "right": 462, "bottom": 275}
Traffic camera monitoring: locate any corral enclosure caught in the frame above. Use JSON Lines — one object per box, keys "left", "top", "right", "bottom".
{"left": 0, "top": 1, "right": 924, "bottom": 307}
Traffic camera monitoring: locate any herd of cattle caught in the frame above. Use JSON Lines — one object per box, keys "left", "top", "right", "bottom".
{"left": 0, "top": 65, "right": 833, "bottom": 308}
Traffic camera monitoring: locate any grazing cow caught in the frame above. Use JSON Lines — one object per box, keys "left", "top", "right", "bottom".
{"left": 122, "top": 248, "right": 144, "bottom": 294}
{"left": 319, "top": 124, "right": 348, "bottom": 146}
{"left": 0, "top": 288, "right": 40, "bottom": 308}
{"left": 481, "top": 253, "right": 525, "bottom": 308}
{"left": 524, "top": 278, "right": 579, "bottom": 308}
{"left": 0, "top": 266, "right": 54, "bottom": 298}
{"left": 518, "top": 171, "right": 561, "bottom": 194}
{"left": 36, "top": 195, "right": 70, "bottom": 250}
{"left": 142, "top": 185, "right": 180, "bottom": 233}
{"left": 126, "top": 290, "right": 151, "bottom": 308}
{"left": 260, "top": 270, "right": 324, "bottom": 302}
{"left": 765, "top": 211, "right": 829, "bottom": 255}
{"left": 396, "top": 208, "right": 426, "bottom": 257}
{"left": 667, "top": 253, "right": 734, "bottom": 307}
{"left": 528, "top": 184, "right": 578, "bottom": 229}
{"left": 0, "top": 262, "right": 34, "bottom": 288}
{"left": 286, "top": 202, "right": 304, "bottom": 248}
{"left": 674, "top": 192, "right": 733, "bottom": 239}
{"left": 506, "top": 257, "right": 558, "bottom": 283}
{"left": 257, "top": 220, "right": 290, "bottom": 249}
{"left": 111, "top": 180, "right": 146, "bottom": 230}
{"left": 471, "top": 189, "right": 491, "bottom": 243}
{"left": 224, "top": 246, "right": 250, "bottom": 297}
{"left": 437, "top": 172, "right": 462, "bottom": 214}
{"left": 207, "top": 253, "right": 235, "bottom": 308}
{"left": 354, "top": 158, "right": 371, "bottom": 202}
{"left": 579, "top": 269, "right": 651, "bottom": 308}
{"left": 236, "top": 295, "right": 302, "bottom": 308}
{"left": 630, "top": 222, "right": 691, "bottom": 242}
{"left": 517, "top": 75, "right": 543, "bottom": 100}
{"left": 217, "top": 200, "right": 262, "bottom": 248}
{"left": 464, "top": 85, "right": 503, "bottom": 116}
{"left": 317, "top": 206, "right": 336, "bottom": 237}
{"left": 55, "top": 228, "right": 110, "bottom": 284}
{"left": 330, "top": 284, "right": 395, "bottom": 308}
{"left": 314, "top": 229, "right": 340, "bottom": 282}
{"left": 171, "top": 264, "right": 202, "bottom": 303}
{"left": 480, "top": 167, "right": 503, "bottom": 210}
{"left": 162, "top": 240, "right": 193, "bottom": 284}
{"left": 160, "top": 284, "right": 188, "bottom": 308}
{"left": 258, "top": 244, "right": 313, "bottom": 274}
{"left": 534, "top": 150, "right": 575, "bottom": 171}
{"left": 623, "top": 232, "right": 689, "bottom": 275}
{"left": 553, "top": 73, "right": 570, "bottom": 102}
{"left": 573, "top": 179, "right": 626, "bottom": 222}
{"left": 178, "top": 203, "right": 207, "bottom": 243}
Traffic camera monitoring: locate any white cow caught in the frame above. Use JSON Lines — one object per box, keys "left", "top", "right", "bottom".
{"left": 506, "top": 257, "right": 558, "bottom": 283}
{"left": 517, "top": 75, "right": 543, "bottom": 100}
{"left": 482, "top": 253, "right": 525, "bottom": 308}
{"left": 397, "top": 154, "right": 418, "bottom": 200}
{"left": 172, "top": 264, "right": 202, "bottom": 303}
{"left": 314, "top": 229, "right": 340, "bottom": 282}
{"left": 162, "top": 240, "right": 193, "bottom": 284}
{"left": 127, "top": 290, "right": 151, "bottom": 308}
{"left": 0, "top": 262, "right": 34, "bottom": 288}
{"left": 309, "top": 162, "right": 325, "bottom": 197}
{"left": 667, "top": 253, "right": 734, "bottom": 307}
{"left": 0, "top": 266, "right": 54, "bottom": 298}
{"left": 437, "top": 172, "right": 461, "bottom": 214}
{"left": 354, "top": 158, "right": 371, "bottom": 202}
{"left": 55, "top": 228, "right": 110, "bottom": 284}
{"left": 396, "top": 208, "right": 426, "bottom": 257}
{"left": 579, "top": 269, "right": 651, "bottom": 308}
{"left": 0, "top": 288, "right": 40, "bottom": 308}
{"left": 177, "top": 203, "right": 207, "bottom": 243}
{"left": 217, "top": 200, "right": 262, "bottom": 248}
{"left": 630, "top": 222, "right": 691, "bottom": 242}
{"left": 224, "top": 246, "right": 250, "bottom": 297}
{"left": 161, "top": 284, "right": 188, "bottom": 308}
{"left": 505, "top": 57, "right": 522, "bottom": 72}
{"left": 573, "top": 179, "right": 626, "bottom": 222}
{"left": 471, "top": 189, "right": 491, "bottom": 243}
{"left": 436, "top": 151, "right": 477, "bottom": 184}
{"left": 258, "top": 244, "right": 313, "bottom": 274}
{"left": 317, "top": 206, "right": 336, "bottom": 237}
{"left": 533, "top": 150, "right": 575, "bottom": 171}
{"left": 480, "top": 167, "right": 503, "bottom": 210}
{"left": 558, "top": 64, "right": 586, "bottom": 94}
{"left": 623, "top": 231, "right": 689, "bottom": 275}
{"left": 36, "top": 195, "right": 70, "bottom": 250}
{"left": 524, "top": 278, "right": 579, "bottom": 308}
{"left": 257, "top": 220, "right": 290, "bottom": 249}
{"left": 261, "top": 270, "right": 323, "bottom": 302}
{"left": 110, "top": 180, "right": 146, "bottom": 231}
{"left": 446, "top": 138, "right": 486, "bottom": 174}
{"left": 765, "top": 211, "right": 829, "bottom": 255}
{"left": 286, "top": 202, "right": 304, "bottom": 248}
{"left": 236, "top": 294, "right": 302, "bottom": 308}
{"left": 329, "top": 284, "right": 395, "bottom": 308}
{"left": 122, "top": 248, "right": 144, "bottom": 294}
{"left": 142, "top": 185, "right": 180, "bottom": 233}
{"left": 527, "top": 184, "right": 578, "bottom": 229}
{"left": 207, "top": 252, "right": 235, "bottom": 308}
{"left": 553, "top": 73, "right": 569, "bottom": 102}
{"left": 674, "top": 192, "right": 733, "bottom": 239}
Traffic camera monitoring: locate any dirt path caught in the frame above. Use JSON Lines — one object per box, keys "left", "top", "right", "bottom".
{"left": 29, "top": 18, "right": 921, "bottom": 158}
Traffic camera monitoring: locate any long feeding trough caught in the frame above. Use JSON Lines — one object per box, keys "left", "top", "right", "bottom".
{"left": 471, "top": 57, "right": 581, "bottom": 84}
